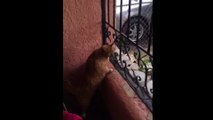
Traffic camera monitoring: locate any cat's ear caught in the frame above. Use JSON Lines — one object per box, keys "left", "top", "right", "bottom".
{"left": 105, "top": 41, "right": 111, "bottom": 45}
{"left": 105, "top": 38, "right": 115, "bottom": 46}
{"left": 105, "top": 38, "right": 111, "bottom": 45}
{"left": 109, "top": 40, "right": 115, "bottom": 46}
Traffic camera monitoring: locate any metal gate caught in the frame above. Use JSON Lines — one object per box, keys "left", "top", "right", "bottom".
{"left": 101, "top": 0, "right": 153, "bottom": 112}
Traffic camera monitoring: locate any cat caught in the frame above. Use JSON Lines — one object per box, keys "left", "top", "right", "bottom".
{"left": 64, "top": 42, "right": 116, "bottom": 118}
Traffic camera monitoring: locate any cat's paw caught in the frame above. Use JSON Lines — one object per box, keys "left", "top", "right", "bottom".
{"left": 109, "top": 68, "right": 113, "bottom": 72}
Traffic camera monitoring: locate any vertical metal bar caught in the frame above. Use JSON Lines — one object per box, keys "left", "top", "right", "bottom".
{"left": 119, "top": 0, "right": 123, "bottom": 62}
{"left": 127, "top": 0, "right": 131, "bottom": 39}
{"left": 147, "top": 16, "right": 152, "bottom": 54}
{"left": 107, "top": 0, "right": 110, "bottom": 24}
{"left": 123, "top": 61, "right": 128, "bottom": 79}
{"left": 119, "top": 0, "right": 123, "bottom": 32}
{"left": 139, "top": 60, "right": 150, "bottom": 99}
{"left": 119, "top": 41, "right": 122, "bottom": 62}
{"left": 101, "top": 0, "right": 106, "bottom": 44}
{"left": 123, "top": 0, "right": 132, "bottom": 61}
{"left": 113, "top": 0, "right": 115, "bottom": 28}
{"left": 136, "top": 47, "right": 141, "bottom": 69}
{"left": 136, "top": 0, "right": 142, "bottom": 45}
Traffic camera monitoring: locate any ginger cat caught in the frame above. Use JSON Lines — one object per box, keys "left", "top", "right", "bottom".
{"left": 65, "top": 42, "right": 116, "bottom": 118}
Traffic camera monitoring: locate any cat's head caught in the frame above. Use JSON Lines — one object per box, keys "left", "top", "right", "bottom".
{"left": 101, "top": 42, "right": 116, "bottom": 57}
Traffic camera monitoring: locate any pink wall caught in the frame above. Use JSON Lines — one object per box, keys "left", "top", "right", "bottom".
{"left": 63, "top": 0, "right": 102, "bottom": 81}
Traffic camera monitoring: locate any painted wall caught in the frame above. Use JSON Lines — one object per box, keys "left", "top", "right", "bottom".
{"left": 63, "top": 0, "right": 102, "bottom": 81}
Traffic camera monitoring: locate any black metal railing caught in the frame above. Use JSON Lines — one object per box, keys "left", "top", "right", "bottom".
{"left": 102, "top": 0, "right": 153, "bottom": 112}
